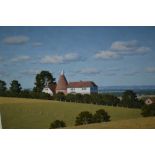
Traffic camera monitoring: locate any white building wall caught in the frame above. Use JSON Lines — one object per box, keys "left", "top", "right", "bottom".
{"left": 42, "top": 87, "right": 53, "bottom": 96}
{"left": 67, "top": 87, "right": 91, "bottom": 94}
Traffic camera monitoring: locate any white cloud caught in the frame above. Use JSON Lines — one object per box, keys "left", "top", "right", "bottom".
{"left": 146, "top": 67, "right": 155, "bottom": 73}
{"left": 111, "top": 40, "right": 151, "bottom": 55}
{"left": 95, "top": 40, "right": 151, "bottom": 60}
{"left": 64, "top": 53, "right": 80, "bottom": 61}
{"left": 111, "top": 40, "right": 138, "bottom": 51}
{"left": 21, "top": 69, "right": 40, "bottom": 76}
{"left": 11, "top": 56, "right": 31, "bottom": 63}
{"left": 3, "top": 36, "right": 29, "bottom": 44}
{"left": 41, "top": 55, "right": 63, "bottom": 64}
{"left": 77, "top": 68, "right": 100, "bottom": 74}
{"left": 95, "top": 50, "right": 121, "bottom": 60}
{"left": 135, "top": 47, "right": 151, "bottom": 54}
{"left": 41, "top": 53, "right": 81, "bottom": 64}
{"left": 124, "top": 71, "right": 139, "bottom": 76}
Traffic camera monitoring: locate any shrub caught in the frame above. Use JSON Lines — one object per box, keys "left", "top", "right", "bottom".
{"left": 93, "top": 109, "right": 110, "bottom": 123}
{"left": 50, "top": 120, "right": 66, "bottom": 129}
{"left": 75, "top": 111, "right": 93, "bottom": 126}
{"left": 121, "top": 90, "right": 139, "bottom": 108}
{"left": 75, "top": 93, "right": 83, "bottom": 103}
{"left": 141, "top": 104, "right": 155, "bottom": 117}
{"left": 65, "top": 94, "right": 76, "bottom": 102}
{"left": 54, "top": 92, "right": 65, "bottom": 101}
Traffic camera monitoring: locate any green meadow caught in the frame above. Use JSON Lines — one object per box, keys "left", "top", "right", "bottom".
{"left": 0, "top": 97, "right": 142, "bottom": 129}
{"left": 69, "top": 117, "right": 155, "bottom": 129}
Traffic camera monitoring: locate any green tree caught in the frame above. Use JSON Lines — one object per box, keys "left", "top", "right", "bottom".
{"left": 100, "top": 94, "right": 119, "bottom": 106}
{"left": 93, "top": 109, "right": 110, "bottom": 123}
{"left": 10, "top": 80, "right": 22, "bottom": 95}
{"left": 33, "top": 71, "right": 56, "bottom": 93}
{"left": 20, "top": 89, "right": 31, "bottom": 98}
{"left": 90, "top": 94, "right": 96, "bottom": 104}
{"left": 137, "top": 99, "right": 145, "bottom": 108}
{"left": 90, "top": 94, "right": 103, "bottom": 105}
{"left": 83, "top": 94, "right": 91, "bottom": 104}
{"left": 54, "top": 92, "right": 65, "bottom": 101}
{"left": 66, "top": 94, "right": 76, "bottom": 102}
{"left": 0, "top": 80, "right": 7, "bottom": 95}
{"left": 75, "top": 111, "right": 93, "bottom": 125}
{"left": 75, "top": 93, "right": 83, "bottom": 103}
{"left": 121, "top": 90, "right": 138, "bottom": 108}
{"left": 141, "top": 104, "right": 155, "bottom": 117}
{"left": 50, "top": 120, "right": 66, "bottom": 129}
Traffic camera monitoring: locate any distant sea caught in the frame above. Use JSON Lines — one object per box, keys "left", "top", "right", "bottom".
{"left": 99, "top": 85, "right": 155, "bottom": 96}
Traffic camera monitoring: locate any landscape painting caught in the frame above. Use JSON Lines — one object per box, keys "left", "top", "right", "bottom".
{"left": 0, "top": 26, "right": 155, "bottom": 129}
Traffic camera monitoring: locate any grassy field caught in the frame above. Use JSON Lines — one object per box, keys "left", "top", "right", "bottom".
{"left": 0, "top": 97, "right": 142, "bottom": 129}
{"left": 69, "top": 117, "right": 155, "bottom": 129}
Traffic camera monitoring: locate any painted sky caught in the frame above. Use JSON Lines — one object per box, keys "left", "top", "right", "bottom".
{"left": 0, "top": 26, "right": 155, "bottom": 88}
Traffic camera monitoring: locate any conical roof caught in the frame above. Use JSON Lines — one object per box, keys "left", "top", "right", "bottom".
{"left": 56, "top": 70, "right": 68, "bottom": 90}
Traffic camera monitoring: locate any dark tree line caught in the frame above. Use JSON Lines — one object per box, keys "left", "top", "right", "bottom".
{"left": 54, "top": 91, "right": 144, "bottom": 109}
{"left": 0, "top": 80, "right": 22, "bottom": 97}
{"left": 0, "top": 71, "right": 55, "bottom": 99}
{"left": 0, "top": 79, "right": 51, "bottom": 99}
{"left": 54, "top": 92, "right": 120, "bottom": 105}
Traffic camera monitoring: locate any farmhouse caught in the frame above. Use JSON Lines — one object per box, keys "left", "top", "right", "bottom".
{"left": 55, "top": 70, "right": 98, "bottom": 95}
{"left": 145, "top": 97, "right": 155, "bottom": 105}
{"left": 42, "top": 70, "right": 98, "bottom": 95}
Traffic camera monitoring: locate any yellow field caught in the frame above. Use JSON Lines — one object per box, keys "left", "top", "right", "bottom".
{"left": 0, "top": 97, "right": 151, "bottom": 129}
{"left": 68, "top": 117, "right": 155, "bottom": 129}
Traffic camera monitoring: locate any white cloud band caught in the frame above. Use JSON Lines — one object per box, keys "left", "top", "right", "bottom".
{"left": 3, "top": 36, "right": 29, "bottom": 44}
{"left": 41, "top": 53, "right": 81, "bottom": 64}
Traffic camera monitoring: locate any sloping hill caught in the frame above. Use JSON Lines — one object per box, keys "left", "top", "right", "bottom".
{"left": 0, "top": 97, "right": 141, "bottom": 129}
{"left": 70, "top": 117, "right": 155, "bottom": 129}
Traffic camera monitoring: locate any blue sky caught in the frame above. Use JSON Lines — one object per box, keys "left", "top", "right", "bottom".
{"left": 0, "top": 26, "right": 155, "bottom": 88}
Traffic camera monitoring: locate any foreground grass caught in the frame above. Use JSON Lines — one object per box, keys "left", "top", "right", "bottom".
{"left": 0, "top": 97, "right": 141, "bottom": 129}
{"left": 70, "top": 117, "right": 155, "bottom": 129}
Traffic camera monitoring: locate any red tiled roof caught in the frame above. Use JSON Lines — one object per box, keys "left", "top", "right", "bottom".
{"left": 67, "top": 81, "right": 97, "bottom": 88}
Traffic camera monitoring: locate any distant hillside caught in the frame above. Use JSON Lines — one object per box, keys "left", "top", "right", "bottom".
{"left": 99, "top": 85, "right": 155, "bottom": 96}
{"left": 99, "top": 85, "right": 155, "bottom": 90}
